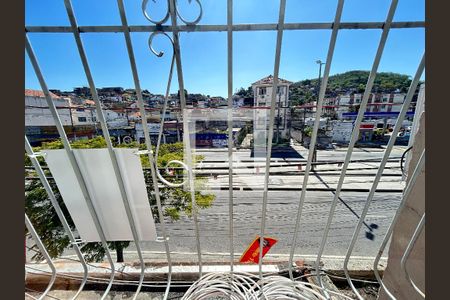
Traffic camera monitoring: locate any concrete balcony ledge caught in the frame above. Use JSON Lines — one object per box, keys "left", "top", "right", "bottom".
{"left": 25, "top": 256, "right": 386, "bottom": 292}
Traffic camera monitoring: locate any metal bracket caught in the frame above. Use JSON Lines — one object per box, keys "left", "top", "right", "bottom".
{"left": 133, "top": 150, "right": 153, "bottom": 156}
{"left": 27, "top": 152, "right": 47, "bottom": 159}
{"left": 156, "top": 236, "right": 170, "bottom": 243}
{"left": 70, "top": 239, "right": 86, "bottom": 246}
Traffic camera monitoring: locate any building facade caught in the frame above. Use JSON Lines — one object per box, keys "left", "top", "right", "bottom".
{"left": 25, "top": 89, "right": 97, "bottom": 145}
{"left": 336, "top": 93, "right": 407, "bottom": 119}
{"left": 25, "top": 89, "right": 72, "bottom": 126}
{"left": 251, "top": 75, "right": 293, "bottom": 141}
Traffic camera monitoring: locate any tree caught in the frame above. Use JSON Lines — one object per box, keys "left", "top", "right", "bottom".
{"left": 303, "top": 126, "right": 313, "bottom": 137}
{"left": 235, "top": 87, "right": 246, "bottom": 97}
{"left": 25, "top": 137, "right": 215, "bottom": 262}
{"left": 177, "top": 89, "right": 188, "bottom": 101}
{"left": 235, "top": 86, "right": 254, "bottom": 98}
{"left": 289, "top": 70, "right": 416, "bottom": 99}
{"left": 232, "top": 70, "right": 419, "bottom": 107}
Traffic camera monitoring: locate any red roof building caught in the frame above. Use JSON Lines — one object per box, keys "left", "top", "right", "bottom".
{"left": 25, "top": 89, "right": 60, "bottom": 99}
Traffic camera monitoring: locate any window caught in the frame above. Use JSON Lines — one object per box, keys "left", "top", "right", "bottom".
{"left": 78, "top": 117, "right": 87, "bottom": 122}
{"left": 259, "top": 87, "right": 266, "bottom": 95}
{"left": 277, "top": 86, "right": 284, "bottom": 95}
{"left": 76, "top": 108, "right": 85, "bottom": 112}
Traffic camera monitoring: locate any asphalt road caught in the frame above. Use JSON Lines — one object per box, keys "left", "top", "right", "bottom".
{"left": 122, "top": 189, "right": 401, "bottom": 264}
{"left": 28, "top": 145, "right": 407, "bottom": 267}
{"left": 125, "top": 145, "right": 406, "bottom": 263}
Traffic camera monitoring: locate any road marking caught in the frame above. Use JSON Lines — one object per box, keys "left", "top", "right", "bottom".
{"left": 365, "top": 215, "right": 389, "bottom": 218}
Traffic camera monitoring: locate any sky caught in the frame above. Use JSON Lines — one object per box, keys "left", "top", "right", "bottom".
{"left": 25, "top": 0, "right": 425, "bottom": 98}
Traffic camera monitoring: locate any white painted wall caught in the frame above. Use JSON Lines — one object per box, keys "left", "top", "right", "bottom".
{"left": 252, "top": 85, "right": 288, "bottom": 107}
{"left": 252, "top": 83, "right": 290, "bottom": 139}
{"left": 25, "top": 95, "right": 72, "bottom": 126}
{"left": 390, "top": 93, "right": 406, "bottom": 112}
{"left": 134, "top": 122, "right": 161, "bottom": 140}
{"left": 71, "top": 107, "right": 96, "bottom": 125}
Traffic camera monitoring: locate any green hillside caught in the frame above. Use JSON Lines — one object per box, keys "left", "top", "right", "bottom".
{"left": 289, "top": 70, "right": 414, "bottom": 105}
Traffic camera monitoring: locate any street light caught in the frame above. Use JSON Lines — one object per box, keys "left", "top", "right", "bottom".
{"left": 312, "top": 59, "right": 325, "bottom": 171}
{"left": 316, "top": 59, "right": 325, "bottom": 97}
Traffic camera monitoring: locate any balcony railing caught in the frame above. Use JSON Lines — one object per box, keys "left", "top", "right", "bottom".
{"left": 25, "top": 0, "right": 425, "bottom": 299}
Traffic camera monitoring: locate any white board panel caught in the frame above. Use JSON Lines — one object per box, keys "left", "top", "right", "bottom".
{"left": 42, "top": 149, "right": 101, "bottom": 242}
{"left": 42, "top": 148, "right": 157, "bottom": 242}
{"left": 112, "top": 148, "right": 157, "bottom": 241}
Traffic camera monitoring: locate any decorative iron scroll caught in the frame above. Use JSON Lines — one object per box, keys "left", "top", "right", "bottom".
{"left": 143, "top": 0, "right": 202, "bottom": 188}
{"left": 142, "top": 0, "right": 203, "bottom": 26}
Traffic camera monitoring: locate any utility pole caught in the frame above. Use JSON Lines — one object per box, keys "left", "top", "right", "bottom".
{"left": 303, "top": 106, "right": 306, "bottom": 141}
{"left": 276, "top": 88, "right": 281, "bottom": 144}
{"left": 176, "top": 110, "right": 181, "bottom": 142}
{"left": 90, "top": 107, "right": 99, "bottom": 137}
{"left": 312, "top": 59, "right": 325, "bottom": 171}
{"left": 68, "top": 100, "right": 76, "bottom": 141}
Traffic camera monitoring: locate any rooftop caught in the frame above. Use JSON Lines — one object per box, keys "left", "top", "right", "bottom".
{"left": 251, "top": 75, "right": 293, "bottom": 86}
{"left": 25, "top": 89, "right": 60, "bottom": 99}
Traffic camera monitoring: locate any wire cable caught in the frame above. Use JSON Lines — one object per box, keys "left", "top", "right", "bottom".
{"left": 400, "top": 146, "right": 413, "bottom": 176}
{"left": 26, "top": 265, "right": 376, "bottom": 299}
{"left": 179, "top": 272, "right": 355, "bottom": 300}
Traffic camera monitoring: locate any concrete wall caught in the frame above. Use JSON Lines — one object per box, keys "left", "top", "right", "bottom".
{"left": 71, "top": 108, "right": 96, "bottom": 126}
{"left": 252, "top": 83, "right": 290, "bottom": 139}
{"left": 378, "top": 112, "right": 425, "bottom": 300}
{"left": 25, "top": 95, "right": 72, "bottom": 126}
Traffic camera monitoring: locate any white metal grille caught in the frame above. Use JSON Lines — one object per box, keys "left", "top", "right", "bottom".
{"left": 25, "top": 1, "right": 425, "bottom": 299}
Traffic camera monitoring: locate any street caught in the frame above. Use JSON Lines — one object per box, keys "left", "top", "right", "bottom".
{"left": 30, "top": 144, "right": 407, "bottom": 267}
{"left": 131, "top": 190, "right": 402, "bottom": 263}
{"left": 126, "top": 144, "right": 407, "bottom": 264}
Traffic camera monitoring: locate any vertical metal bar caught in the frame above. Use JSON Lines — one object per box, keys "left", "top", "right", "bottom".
{"left": 116, "top": 1, "right": 173, "bottom": 299}
{"left": 168, "top": 0, "right": 203, "bottom": 276}
{"left": 374, "top": 149, "right": 425, "bottom": 300}
{"left": 227, "top": 0, "right": 234, "bottom": 273}
{"left": 288, "top": 0, "right": 345, "bottom": 281}
{"left": 25, "top": 136, "right": 88, "bottom": 300}
{"left": 155, "top": 55, "right": 175, "bottom": 159}
{"left": 259, "top": 0, "right": 287, "bottom": 280}
{"left": 343, "top": 53, "right": 425, "bottom": 299}
{"left": 63, "top": 1, "right": 146, "bottom": 298}
{"left": 25, "top": 35, "right": 115, "bottom": 299}
{"left": 403, "top": 83, "right": 425, "bottom": 180}
{"left": 25, "top": 213, "right": 56, "bottom": 300}
{"left": 400, "top": 213, "right": 425, "bottom": 299}
{"left": 311, "top": 0, "right": 398, "bottom": 289}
